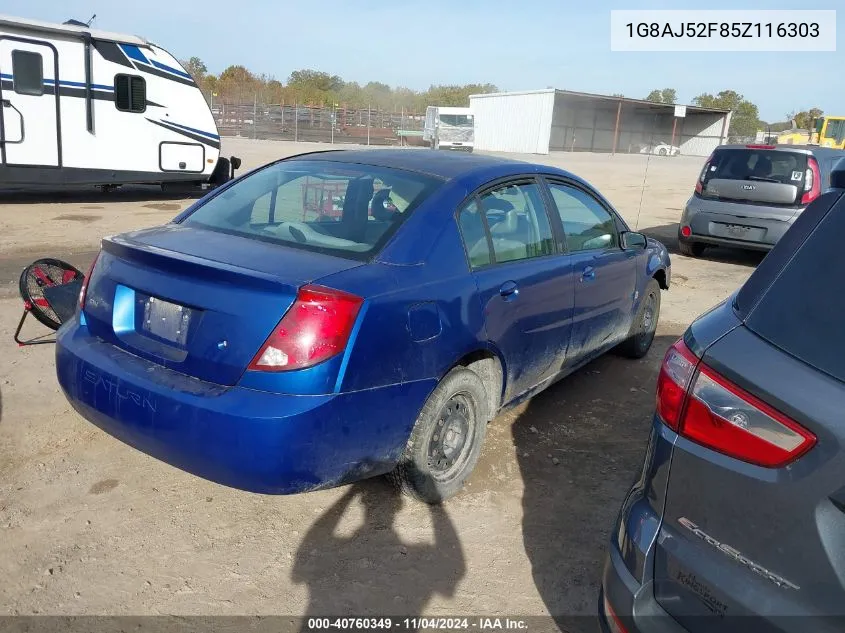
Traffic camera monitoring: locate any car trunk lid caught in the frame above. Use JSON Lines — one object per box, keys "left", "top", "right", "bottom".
{"left": 82, "top": 224, "right": 363, "bottom": 386}
{"left": 653, "top": 326, "right": 845, "bottom": 629}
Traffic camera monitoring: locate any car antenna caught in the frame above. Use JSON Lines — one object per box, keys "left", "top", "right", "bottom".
{"left": 634, "top": 114, "right": 657, "bottom": 231}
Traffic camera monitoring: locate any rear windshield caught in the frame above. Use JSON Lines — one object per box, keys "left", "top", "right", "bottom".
{"left": 744, "top": 192, "right": 845, "bottom": 383}
{"left": 182, "top": 160, "right": 442, "bottom": 260}
{"left": 705, "top": 149, "right": 808, "bottom": 186}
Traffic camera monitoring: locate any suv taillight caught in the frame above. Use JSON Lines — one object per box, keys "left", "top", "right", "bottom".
{"left": 248, "top": 285, "right": 363, "bottom": 372}
{"left": 801, "top": 156, "right": 821, "bottom": 205}
{"left": 78, "top": 251, "right": 101, "bottom": 310}
{"left": 694, "top": 152, "right": 714, "bottom": 194}
{"left": 656, "top": 338, "right": 816, "bottom": 468}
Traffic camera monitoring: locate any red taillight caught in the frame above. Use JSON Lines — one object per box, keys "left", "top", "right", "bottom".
{"left": 680, "top": 225, "right": 692, "bottom": 238}
{"left": 801, "top": 156, "right": 821, "bottom": 205}
{"left": 656, "top": 337, "right": 817, "bottom": 467}
{"left": 695, "top": 152, "right": 714, "bottom": 194}
{"left": 248, "top": 284, "right": 363, "bottom": 372}
{"left": 78, "top": 251, "right": 101, "bottom": 309}
{"left": 655, "top": 340, "right": 699, "bottom": 431}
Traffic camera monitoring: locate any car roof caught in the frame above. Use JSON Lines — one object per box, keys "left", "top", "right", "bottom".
{"left": 285, "top": 148, "right": 548, "bottom": 180}
{"left": 716, "top": 144, "right": 845, "bottom": 158}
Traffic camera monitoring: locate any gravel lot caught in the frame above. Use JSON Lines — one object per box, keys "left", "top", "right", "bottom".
{"left": 0, "top": 139, "right": 762, "bottom": 625}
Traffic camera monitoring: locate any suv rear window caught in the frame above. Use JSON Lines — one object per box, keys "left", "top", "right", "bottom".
{"left": 744, "top": 191, "right": 845, "bottom": 382}
{"left": 706, "top": 149, "right": 808, "bottom": 187}
{"left": 182, "top": 160, "right": 441, "bottom": 260}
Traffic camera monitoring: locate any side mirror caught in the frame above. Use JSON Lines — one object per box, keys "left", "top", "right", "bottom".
{"left": 622, "top": 231, "right": 647, "bottom": 250}
{"left": 230, "top": 156, "right": 242, "bottom": 170}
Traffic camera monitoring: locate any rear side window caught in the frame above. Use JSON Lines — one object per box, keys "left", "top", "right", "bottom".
{"left": 12, "top": 50, "right": 43, "bottom": 96}
{"left": 706, "top": 149, "right": 807, "bottom": 187}
{"left": 744, "top": 192, "right": 845, "bottom": 382}
{"left": 115, "top": 74, "right": 146, "bottom": 113}
{"left": 457, "top": 180, "right": 555, "bottom": 267}
{"left": 183, "top": 160, "right": 441, "bottom": 260}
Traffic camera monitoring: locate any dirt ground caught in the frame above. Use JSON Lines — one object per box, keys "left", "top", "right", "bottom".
{"left": 0, "top": 140, "right": 763, "bottom": 625}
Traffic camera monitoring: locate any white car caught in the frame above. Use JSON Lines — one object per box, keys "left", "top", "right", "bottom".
{"left": 640, "top": 142, "right": 681, "bottom": 156}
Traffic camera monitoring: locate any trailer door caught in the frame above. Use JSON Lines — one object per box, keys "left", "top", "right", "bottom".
{"left": 0, "top": 38, "right": 60, "bottom": 167}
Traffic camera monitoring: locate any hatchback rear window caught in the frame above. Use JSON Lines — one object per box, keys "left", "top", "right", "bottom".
{"left": 182, "top": 160, "right": 441, "bottom": 260}
{"left": 744, "top": 192, "right": 845, "bottom": 383}
{"left": 706, "top": 149, "right": 808, "bottom": 187}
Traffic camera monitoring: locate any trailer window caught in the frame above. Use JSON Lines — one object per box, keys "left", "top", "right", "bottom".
{"left": 115, "top": 75, "right": 146, "bottom": 113}
{"left": 12, "top": 50, "right": 44, "bottom": 96}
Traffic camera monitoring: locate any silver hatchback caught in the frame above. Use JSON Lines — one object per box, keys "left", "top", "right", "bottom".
{"left": 678, "top": 145, "right": 845, "bottom": 256}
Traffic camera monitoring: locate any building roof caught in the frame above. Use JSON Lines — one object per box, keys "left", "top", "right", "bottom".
{"left": 0, "top": 14, "right": 149, "bottom": 46}
{"left": 470, "top": 88, "right": 731, "bottom": 116}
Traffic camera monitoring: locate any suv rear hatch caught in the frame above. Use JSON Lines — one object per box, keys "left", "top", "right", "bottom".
{"left": 82, "top": 225, "right": 362, "bottom": 386}
{"left": 654, "top": 190, "right": 845, "bottom": 629}
{"left": 695, "top": 147, "right": 814, "bottom": 221}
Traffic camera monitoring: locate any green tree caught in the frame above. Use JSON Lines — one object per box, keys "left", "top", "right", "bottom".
{"left": 693, "top": 90, "right": 760, "bottom": 138}
{"left": 180, "top": 56, "right": 207, "bottom": 82}
{"left": 788, "top": 107, "right": 824, "bottom": 131}
{"left": 645, "top": 88, "right": 676, "bottom": 104}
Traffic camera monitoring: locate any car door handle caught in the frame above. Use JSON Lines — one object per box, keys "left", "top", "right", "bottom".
{"left": 580, "top": 266, "right": 596, "bottom": 282}
{"left": 499, "top": 281, "right": 519, "bottom": 301}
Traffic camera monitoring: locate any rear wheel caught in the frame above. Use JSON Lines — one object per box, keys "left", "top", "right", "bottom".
{"left": 678, "top": 238, "right": 706, "bottom": 257}
{"left": 658, "top": 148, "right": 667, "bottom": 156}
{"left": 616, "top": 278, "right": 661, "bottom": 359}
{"left": 388, "top": 367, "right": 489, "bottom": 504}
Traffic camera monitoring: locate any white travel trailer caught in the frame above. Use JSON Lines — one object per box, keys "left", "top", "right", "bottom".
{"left": 423, "top": 106, "right": 474, "bottom": 152}
{"left": 0, "top": 14, "right": 239, "bottom": 190}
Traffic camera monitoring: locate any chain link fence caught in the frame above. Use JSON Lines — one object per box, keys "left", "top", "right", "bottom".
{"left": 207, "top": 95, "right": 427, "bottom": 146}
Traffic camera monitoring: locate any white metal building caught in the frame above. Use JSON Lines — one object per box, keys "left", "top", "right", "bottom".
{"left": 469, "top": 89, "right": 732, "bottom": 157}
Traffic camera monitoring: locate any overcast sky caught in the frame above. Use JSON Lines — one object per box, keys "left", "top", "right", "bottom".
{"left": 4, "top": 0, "right": 841, "bottom": 121}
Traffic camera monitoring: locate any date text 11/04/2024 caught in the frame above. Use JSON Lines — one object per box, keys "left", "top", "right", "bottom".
{"left": 306, "top": 618, "right": 529, "bottom": 631}
{"left": 625, "top": 22, "right": 820, "bottom": 38}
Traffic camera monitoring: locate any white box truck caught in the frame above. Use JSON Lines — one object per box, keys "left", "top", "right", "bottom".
{"left": 423, "top": 106, "right": 474, "bottom": 152}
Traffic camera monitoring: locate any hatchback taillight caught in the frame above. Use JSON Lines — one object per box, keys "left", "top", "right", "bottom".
{"left": 694, "top": 153, "right": 714, "bottom": 194}
{"left": 248, "top": 284, "right": 364, "bottom": 372}
{"left": 656, "top": 338, "right": 816, "bottom": 468}
{"left": 78, "top": 251, "right": 101, "bottom": 310}
{"left": 801, "top": 156, "right": 821, "bottom": 205}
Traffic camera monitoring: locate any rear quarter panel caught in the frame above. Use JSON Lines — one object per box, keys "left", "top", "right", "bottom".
{"left": 320, "top": 212, "right": 486, "bottom": 394}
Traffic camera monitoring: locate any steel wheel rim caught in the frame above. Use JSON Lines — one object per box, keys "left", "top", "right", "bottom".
{"left": 427, "top": 393, "right": 476, "bottom": 482}
{"left": 641, "top": 292, "right": 657, "bottom": 333}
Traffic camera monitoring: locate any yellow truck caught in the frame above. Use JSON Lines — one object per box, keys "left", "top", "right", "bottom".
{"left": 810, "top": 116, "right": 845, "bottom": 148}
{"left": 777, "top": 116, "right": 845, "bottom": 148}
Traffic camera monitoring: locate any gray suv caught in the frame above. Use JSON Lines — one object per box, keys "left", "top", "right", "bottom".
{"left": 601, "top": 165, "right": 845, "bottom": 632}
{"left": 678, "top": 144, "right": 845, "bottom": 256}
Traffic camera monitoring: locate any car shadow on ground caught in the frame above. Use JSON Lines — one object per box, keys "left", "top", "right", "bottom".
{"left": 0, "top": 185, "right": 206, "bottom": 205}
{"left": 291, "top": 478, "right": 465, "bottom": 628}
{"left": 511, "top": 333, "right": 682, "bottom": 633}
{"left": 641, "top": 223, "right": 767, "bottom": 268}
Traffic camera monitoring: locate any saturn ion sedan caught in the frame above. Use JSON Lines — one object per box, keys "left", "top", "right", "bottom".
{"left": 56, "top": 149, "right": 670, "bottom": 503}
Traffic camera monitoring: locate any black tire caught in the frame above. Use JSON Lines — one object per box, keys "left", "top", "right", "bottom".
{"left": 615, "top": 278, "right": 661, "bottom": 359}
{"left": 678, "top": 238, "right": 706, "bottom": 257}
{"left": 388, "top": 367, "right": 490, "bottom": 504}
{"left": 658, "top": 148, "right": 667, "bottom": 156}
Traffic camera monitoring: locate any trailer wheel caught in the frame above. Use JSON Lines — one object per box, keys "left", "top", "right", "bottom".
{"left": 210, "top": 157, "right": 231, "bottom": 186}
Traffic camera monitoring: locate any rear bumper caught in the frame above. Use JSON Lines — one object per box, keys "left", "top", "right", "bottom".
{"left": 601, "top": 548, "right": 688, "bottom": 633}
{"left": 55, "top": 317, "right": 433, "bottom": 494}
{"left": 680, "top": 199, "right": 800, "bottom": 249}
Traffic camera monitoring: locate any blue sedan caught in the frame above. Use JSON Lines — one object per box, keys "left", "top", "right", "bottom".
{"left": 56, "top": 149, "right": 670, "bottom": 503}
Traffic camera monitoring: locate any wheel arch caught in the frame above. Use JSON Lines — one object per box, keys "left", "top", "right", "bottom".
{"left": 448, "top": 348, "right": 505, "bottom": 421}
